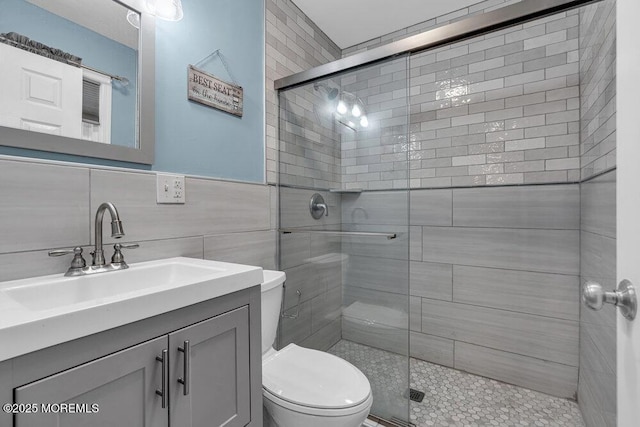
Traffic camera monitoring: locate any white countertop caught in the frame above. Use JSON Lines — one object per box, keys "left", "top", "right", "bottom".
{"left": 0, "top": 257, "right": 263, "bottom": 362}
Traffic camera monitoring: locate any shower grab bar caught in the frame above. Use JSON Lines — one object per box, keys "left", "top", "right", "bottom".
{"left": 279, "top": 229, "right": 397, "bottom": 240}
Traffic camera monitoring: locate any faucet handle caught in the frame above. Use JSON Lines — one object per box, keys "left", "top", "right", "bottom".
{"left": 111, "top": 243, "right": 139, "bottom": 266}
{"left": 48, "top": 247, "right": 87, "bottom": 274}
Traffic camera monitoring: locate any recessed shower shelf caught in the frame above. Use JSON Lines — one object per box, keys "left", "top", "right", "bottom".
{"left": 279, "top": 228, "right": 397, "bottom": 240}
{"left": 329, "top": 189, "right": 363, "bottom": 193}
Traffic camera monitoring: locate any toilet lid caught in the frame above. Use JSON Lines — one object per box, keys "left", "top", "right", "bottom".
{"left": 262, "top": 344, "right": 371, "bottom": 410}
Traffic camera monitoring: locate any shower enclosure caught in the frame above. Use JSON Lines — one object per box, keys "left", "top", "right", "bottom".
{"left": 276, "top": 0, "right": 615, "bottom": 425}
{"left": 277, "top": 57, "right": 411, "bottom": 423}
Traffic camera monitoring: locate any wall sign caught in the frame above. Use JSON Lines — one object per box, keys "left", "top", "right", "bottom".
{"left": 188, "top": 65, "right": 243, "bottom": 117}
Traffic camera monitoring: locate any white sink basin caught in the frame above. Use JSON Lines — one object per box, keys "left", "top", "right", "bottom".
{"left": 0, "top": 257, "right": 263, "bottom": 362}
{"left": 2, "top": 260, "right": 227, "bottom": 311}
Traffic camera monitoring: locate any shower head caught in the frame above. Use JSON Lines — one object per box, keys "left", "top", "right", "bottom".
{"left": 326, "top": 87, "right": 339, "bottom": 100}
{"left": 314, "top": 82, "right": 339, "bottom": 100}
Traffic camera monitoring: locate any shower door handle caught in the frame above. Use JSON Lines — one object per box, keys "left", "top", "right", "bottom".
{"left": 582, "top": 279, "right": 637, "bottom": 320}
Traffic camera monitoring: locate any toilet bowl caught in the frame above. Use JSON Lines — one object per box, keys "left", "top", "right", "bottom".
{"left": 261, "top": 270, "right": 373, "bottom": 427}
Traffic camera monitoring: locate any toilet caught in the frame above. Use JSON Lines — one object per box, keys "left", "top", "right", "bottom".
{"left": 261, "top": 270, "right": 373, "bottom": 427}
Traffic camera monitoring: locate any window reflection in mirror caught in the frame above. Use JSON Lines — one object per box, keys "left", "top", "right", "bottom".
{"left": 0, "top": 0, "right": 139, "bottom": 148}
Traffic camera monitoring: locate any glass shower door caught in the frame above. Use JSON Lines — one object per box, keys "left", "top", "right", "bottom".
{"left": 277, "top": 55, "right": 411, "bottom": 424}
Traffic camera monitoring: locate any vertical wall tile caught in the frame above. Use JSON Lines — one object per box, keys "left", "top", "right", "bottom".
{"left": 0, "top": 159, "right": 90, "bottom": 254}
{"left": 453, "top": 184, "right": 579, "bottom": 229}
{"left": 455, "top": 342, "right": 578, "bottom": 398}
{"left": 300, "top": 318, "right": 341, "bottom": 351}
{"left": 410, "top": 261, "right": 453, "bottom": 301}
{"left": 410, "top": 226, "right": 422, "bottom": 261}
{"left": 410, "top": 189, "right": 452, "bottom": 225}
{"left": 581, "top": 171, "right": 616, "bottom": 238}
{"left": 453, "top": 265, "right": 579, "bottom": 320}
{"left": 422, "top": 226, "right": 579, "bottom": 275}
{"left": 342, "top": 191, "right": 409, "bottom": 226}
{"left": 280, "top": 188, "right": 341, "bottom": 228}
{"left": 119, "top": 237, "right": 204, "bottom": 263}
{"left": 345, "top": 256, "right": 409, "bottom": 295}
{"left": 90, "top": 170, "right": 271, "bottom": 244}
{"left": 204, "top": 231, "right": 276, "bottom": 269}
{"left": 410, "top": 331, "right": 454, "bottom": 367}
{"left": 421, "top": 299, "right": 579, "bottom": 366}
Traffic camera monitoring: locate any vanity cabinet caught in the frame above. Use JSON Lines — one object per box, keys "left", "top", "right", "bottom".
{"left": 0, "top": 286, "right": 262, "bottom": 427}
{"left": 170, "top": 307, "right": 251, "bottom": 427}
{"left": 14, "top": 336, "right": 168, "bottom": 427}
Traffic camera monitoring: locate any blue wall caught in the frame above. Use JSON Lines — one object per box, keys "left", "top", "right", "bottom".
{"left": 153, "top": 0, "right": 265, "bottom": 182}
{"left": 0, "top": 0, "right": 138, "bottom": 148}
{"left": 0, "top": 0, "right": 266, "bottom": 183}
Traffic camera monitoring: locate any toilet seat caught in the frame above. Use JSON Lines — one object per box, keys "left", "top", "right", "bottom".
{"left": 262, "top": 344, "right": 371, "bottom": 416}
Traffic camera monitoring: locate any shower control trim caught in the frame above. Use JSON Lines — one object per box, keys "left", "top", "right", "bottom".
{"left": 309, "top": 193, "right": 328, "bottom": 219}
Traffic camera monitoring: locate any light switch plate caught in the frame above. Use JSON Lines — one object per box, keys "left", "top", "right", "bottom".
{"left": 156, "top": 174, "right": 186, "bottom": 204}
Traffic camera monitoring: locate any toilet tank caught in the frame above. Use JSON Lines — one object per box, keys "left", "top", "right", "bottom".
{"left": 261, "top": 270, "right": 286, "bottom": 355}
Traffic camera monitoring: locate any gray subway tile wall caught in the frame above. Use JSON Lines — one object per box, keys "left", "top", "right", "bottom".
{"left": 279, "top": 87, "right": 342, "bottom": 188}
{"left": 578, "top": 0, "right": 616, "bottom": 425}
{"left": 579, "top": 0, "right": 616, "bottom": 180}
{"left": 265, "top": 0, "right": 341, "bottom": 184}
{"left": 340, "top": 10, "right": 582, "bottom": 189}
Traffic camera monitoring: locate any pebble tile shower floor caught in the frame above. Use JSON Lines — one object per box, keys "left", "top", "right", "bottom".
{"left": 328, "top": 340, "right": 585, "bottom": 427}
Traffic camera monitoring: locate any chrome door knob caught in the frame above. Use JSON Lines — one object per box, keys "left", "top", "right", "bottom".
{"left": 582, "top": 280, "right": 637, "bottom": 320}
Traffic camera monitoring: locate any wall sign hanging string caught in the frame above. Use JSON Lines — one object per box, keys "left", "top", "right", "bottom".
{"left": 193, "top": 49, "right": 239, "bottom": 85}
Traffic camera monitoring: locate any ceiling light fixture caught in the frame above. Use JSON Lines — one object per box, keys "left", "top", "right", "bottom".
{"left": 313, "top": 84, "right": 370, "bottom": 130}
{"left": 126, "top": 10, "right": 140, "bottom": 28}
{"left": 336, "top": 100, "right": 348, "bottom": 115}
{"left": 146, "top": 0, "right": 184, "bottom": 21}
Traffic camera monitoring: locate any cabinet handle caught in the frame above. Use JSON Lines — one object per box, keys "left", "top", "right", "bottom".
{"left": 155, "top": 349, "right": 168, "bottom": 409}
{"left": 177, "top": 340, "right": 190, "bottom": 395}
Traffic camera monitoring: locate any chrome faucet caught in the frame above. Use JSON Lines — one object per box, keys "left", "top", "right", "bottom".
{"left": 92, "top": 202, "right": 125, "bottom": 267}
{"left": 48, "top": 202, "right": 138, "bottom": 276}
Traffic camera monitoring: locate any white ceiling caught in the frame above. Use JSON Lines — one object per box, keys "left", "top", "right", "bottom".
{"left": 292, "top": 0, "right": 483, "bottom": 49}
{"left": 25, "top": 0, "right": 138, "bottom": 49}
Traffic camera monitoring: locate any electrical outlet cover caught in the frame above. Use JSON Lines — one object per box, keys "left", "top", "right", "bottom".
{"left": 156, "top": 174, "right": 186, "bottom": 204}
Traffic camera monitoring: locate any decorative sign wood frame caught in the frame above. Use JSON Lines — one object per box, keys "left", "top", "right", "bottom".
{"left": 187, "top": 65, "right": 243, "bottom": 117}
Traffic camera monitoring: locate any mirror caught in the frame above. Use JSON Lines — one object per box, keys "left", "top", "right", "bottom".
{"left": 0, "top": 0, "right": 155, "bottom": 164}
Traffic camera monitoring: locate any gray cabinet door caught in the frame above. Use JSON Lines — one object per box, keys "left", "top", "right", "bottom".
{"left": 169, "top": 306, "right": 251, "bottom": 427}
{"left": 14, "top": 336, "right": 169, "bottom": 427}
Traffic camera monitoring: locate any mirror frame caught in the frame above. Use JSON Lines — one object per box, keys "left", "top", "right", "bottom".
{"left": 0, "top": 0, "right": 155, "bottom": 164}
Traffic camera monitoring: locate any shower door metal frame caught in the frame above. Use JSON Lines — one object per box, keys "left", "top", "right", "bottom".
{"left": 274, "top": 0, "right": 601, "bottom": 91}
